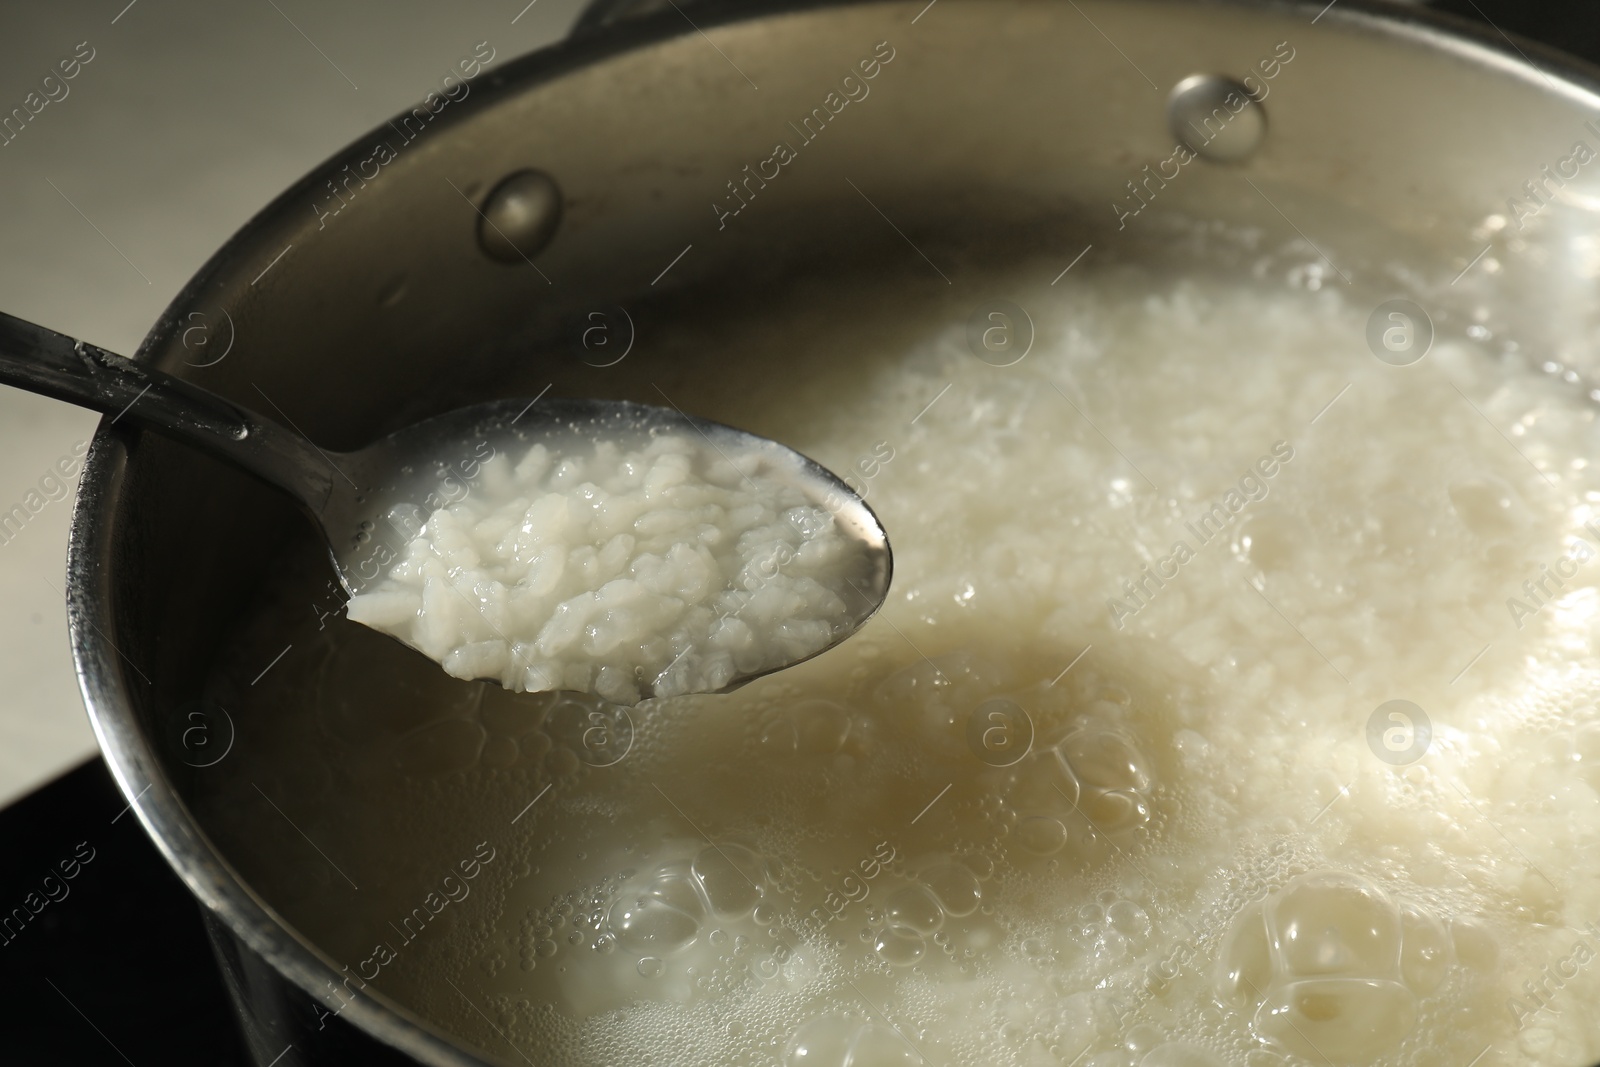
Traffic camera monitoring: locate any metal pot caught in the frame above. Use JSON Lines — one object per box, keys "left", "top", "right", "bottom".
{"left": 67, "top": 0, "right": 1600, "bottom": 1063}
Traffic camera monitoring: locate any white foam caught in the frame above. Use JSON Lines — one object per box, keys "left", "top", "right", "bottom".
{"left": 199, "top": 256, "right": 1600, "bottom": 1067}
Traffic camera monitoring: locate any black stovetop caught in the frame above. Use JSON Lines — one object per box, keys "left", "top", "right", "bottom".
{"left": 0, "top": 757, "right": 248, "bottom": 1064}
{"left": 2, "top": 1, "right": 1596, "bottom": 1064}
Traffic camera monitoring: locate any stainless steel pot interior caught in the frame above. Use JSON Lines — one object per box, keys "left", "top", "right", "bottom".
{"left": 64, "top": 0, "right": 1600, "bottom": 1063}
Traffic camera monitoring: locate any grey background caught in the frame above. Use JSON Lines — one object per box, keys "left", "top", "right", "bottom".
{"left": 0, "top": 0, "right": 586, "bottom": 806}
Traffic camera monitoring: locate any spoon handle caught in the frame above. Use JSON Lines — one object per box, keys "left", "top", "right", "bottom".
{"left": 0, "top": 311, "right": 336, "bottom": 512}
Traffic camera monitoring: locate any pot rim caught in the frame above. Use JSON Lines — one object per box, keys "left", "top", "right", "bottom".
{"left": 63, "top": 1, "right": 1600, "bottom": 1063}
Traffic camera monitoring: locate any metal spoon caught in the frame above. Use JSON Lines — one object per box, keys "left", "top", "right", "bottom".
{"left": 0, "top": 310, "right": 893, "bottom": 699}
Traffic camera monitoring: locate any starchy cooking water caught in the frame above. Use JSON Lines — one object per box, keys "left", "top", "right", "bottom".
{"left": 196, "top": 241, "right": 1600, "bottom": 1067}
